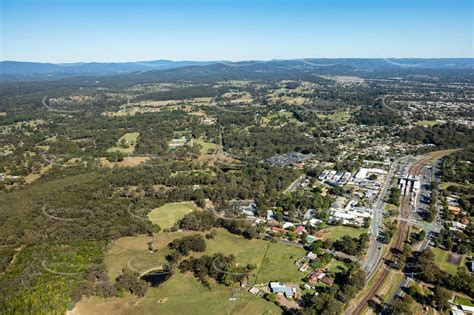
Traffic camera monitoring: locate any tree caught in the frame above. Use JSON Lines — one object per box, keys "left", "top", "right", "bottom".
{"left": 432, "top": 287, "right": 451, "bottom": 311}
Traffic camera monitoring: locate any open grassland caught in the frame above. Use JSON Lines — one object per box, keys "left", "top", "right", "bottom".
{"left": 105, "top": 229, "right": 306, "bottom": 285}
{"left": 415, "top": 120, "right": 440, "bottom": 127}
{"left": 93, "top": 229, "right": 306, "bottom": 315}
{"left": 195, "top": 137, "right": 218, "bottom": 155}
{"left": 105, "top": 232, "right": 197, "bottom": 280}
{"left": 24, "top": 164, "right": 52, "bottom": 184}
{"left": 73, "top": 272, "right": 281, "bottom": 315}
{"left": 317, "top": 111, "right": 350, "bottom": 122}
{"left": 107, "top": 132, "right": 140, "bottom": 154}
{"left": 147, "top": 202, "right": 198, "bottom": 230}
{"left": 100, "top": 156, "right": 149, "bottom": 168}
{"left": 316, "top": 226, "right": 367, "bottom": 241}
{"left": 430, "top": 247, "right": 466, "bottom": 275}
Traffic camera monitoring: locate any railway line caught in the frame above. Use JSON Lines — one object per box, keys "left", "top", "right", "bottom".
{"left": 348, "top": 149, "right": 460, "bottom": 315}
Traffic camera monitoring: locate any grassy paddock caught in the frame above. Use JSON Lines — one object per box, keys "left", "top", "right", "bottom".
{"left": 430, "top": 247, "right": 466, "bottom": 275}
{"left": 147, "top": 202, "right": 198, "bottom": 230}
{"left": 107, "top": 132, "right": 140, "bottom": 154}
{"left": 316, "top": 226, "right": 366, "bottom": 241}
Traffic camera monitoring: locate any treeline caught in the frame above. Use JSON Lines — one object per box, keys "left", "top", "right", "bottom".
{"left": 223, "top": 125, "right": 332, "bottom": 159}
{"left": 351, "top": 101, "right": 405, "bottom": 126}
{"left": 410, "top": 249, "right": 474, "bottom": 297}
{"left": 398, "top": 123, "right": 474, "bottom": 149}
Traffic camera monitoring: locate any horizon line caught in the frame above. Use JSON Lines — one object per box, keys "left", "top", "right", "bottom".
{"left": 2, "top": 56, "right": 474, "bottom": 64}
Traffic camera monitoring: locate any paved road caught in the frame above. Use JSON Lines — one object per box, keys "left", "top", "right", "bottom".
{"left": 362, "top": 156, "right": 409, "bottom": 279}
{"left": 380, "top": 154, "right": 455, "bottom": 311}
{"left": 285, "top": 174, "right": 306, "bottom": 193}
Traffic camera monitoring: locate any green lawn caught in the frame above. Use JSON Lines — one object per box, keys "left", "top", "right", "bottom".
{"left": 318, "top": 226, "right": 367, "bottom": 241}
{"left": 148, "top": 202, "right": 198, "bottom": 230}
{"left": 430, "top": 247, "right": 467, "bottom": 275}
{"left": 256, "top": 243, "right": 306, "bottom": 284}
{"left": 326, "top": 259, "right": 348, "bottom": 274}
{"left": 454, "top": 296, "right": 474, "bottom": 306}
{"left": 107, "top": 132, "right": 140, "bottom": 154}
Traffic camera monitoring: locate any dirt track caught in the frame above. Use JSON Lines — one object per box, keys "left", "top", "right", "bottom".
{"left": 348, "top": 149, "right": 461, "bottom": 315}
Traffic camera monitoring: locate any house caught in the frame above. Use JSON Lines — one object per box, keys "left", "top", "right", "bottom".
{"left": 307, "top": 269, "right": 333, "bottom": 286}
{"left": 460, "top": 217, "right": 470, "bottom": 225}
{"left": 449, "top": 221, "right": 467, "bottom": 231}
{"left": 295, "top": 225, "right": 305, "bottom": 235}
{"left": 248, "top": 287, "right": 260, "bottom": 295}
{"left": 306, "top": 252, "right": 317, "bottom": 260}
{"left": 449, "top": 206, "right": 461, "bottom": 216}
{"left": 320, "top": 276, "right": 334, "bottom": 286}
{"left": 282, "top": 222, "right": 295, "bottom": 229}
{"left": 271, "top": 226, "right": 285, "bottom": 233}
{"left": 299, "top": 264, "right": 310, "bottom": 272}
{"left": 269, "top": 282, "right": 295, "bottom": 298}
{"left": 267, "top": 210, "right": 275, "bottom": 221}
{"left": 308, "top": 269, "right": 325, "bottom": 285}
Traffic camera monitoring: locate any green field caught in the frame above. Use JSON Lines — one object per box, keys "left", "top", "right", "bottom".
{"left": 107, "top": 132, "right": 140, "bottom": 154}
{"left": 204, "top": 229, "right": 306, "bottom": 284}
{"left": 195, "top": 137, "right": 218, "bottom": 155}
{"left": 430, "top": 247, "right": 467, "bottom": 275}
{"left": 106, "top": 229, "right": 306, "bottom": 285}
{"left": 416, "top": 120, "right": 440, "bottom": 127}
{"left": 454, "top": 296, "right": 474, "bottom": 306}
{"left": 147, "top": 202, "right": 198, "bottom": 230}
{"left": 317, "top": 111, "right": 350, "bottom": 122}
{"left": 95, "top": 229, "right": 307, "bottom": 315}
{"left": 75, "top": 272, "right": 281, "bottom": 315}
{"left": 318, "top": 226, "right": 367, "bottom": 241}
{"left": 326, "top": 259, "right": 348, "bottom": 273}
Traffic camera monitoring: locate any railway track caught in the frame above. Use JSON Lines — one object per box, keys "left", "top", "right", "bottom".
{"left": 348, "top": 149, "right": 460, "bottom": 315}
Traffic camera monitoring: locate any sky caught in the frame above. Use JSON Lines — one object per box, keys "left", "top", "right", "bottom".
{"left": 1, "top": 0, "right": 473, "bottom": 63}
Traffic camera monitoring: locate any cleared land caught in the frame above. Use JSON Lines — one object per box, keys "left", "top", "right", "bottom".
{"left": 74, "top": 272, "right": 281, "bottom": 315}
{"left": 100, "top": 156, "right": 149, "bottom": 168}
{"left": 107, "top": 132, "right": 140, "bottom": 154}
{"left": 195, "top": 137, "right": 218, "bottom": 155}
{"left": 88, "top": 229, "right": 305, "bottom": 314}
{"left": 415, "top": 120, "right": 440, "bottom": 127}
{"left": 430, "top": 247, "right": 466, "bottom": 275}
{"left": 316, "top": 226, "right": 366, "bottom": 241}
{"left": 147, "top": 202, "right": 198, "bottom": 230}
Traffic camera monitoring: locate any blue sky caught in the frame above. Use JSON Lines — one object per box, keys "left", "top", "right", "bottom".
{"left": 1, "top": 0, "right": 473, "bottom": 62}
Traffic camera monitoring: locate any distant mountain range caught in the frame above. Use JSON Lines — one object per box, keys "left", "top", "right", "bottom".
{"left": 0, "top": 60, "right": 216, "bottom": 76}
{"left": 0, "top": 58, "right": 472, "bottom": 82}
